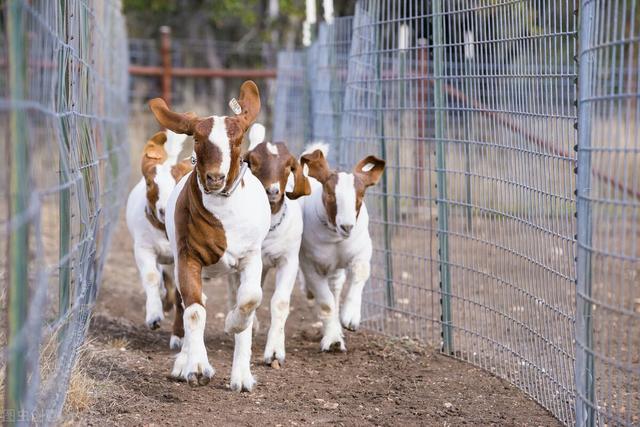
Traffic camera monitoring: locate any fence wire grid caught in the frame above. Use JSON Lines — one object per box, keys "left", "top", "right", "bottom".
{"left": 273, "top": 1, "right": 640, "bottom": 426}
{"left": 1, "top": 0, "right": 129, "bottom": 422}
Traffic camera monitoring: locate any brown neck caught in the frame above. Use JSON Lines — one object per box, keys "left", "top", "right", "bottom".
{"left": 178, "top": 173, "right": 227, "bottom": 266}
{"left": 145, "top": 206, "right": 167, "bottom": 236}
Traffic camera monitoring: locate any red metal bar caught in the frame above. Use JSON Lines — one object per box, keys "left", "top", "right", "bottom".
{"left": 129, "top": 65, "right": 277, "bottom": 79}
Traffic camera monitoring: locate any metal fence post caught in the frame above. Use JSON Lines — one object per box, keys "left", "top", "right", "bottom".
{"left": 576, "top": 1, "right": 596, "bottom": 425}
{"left": 160, "top": 26, "right": 172, "bottom": 106}
{"left": 6, "top": 0, "right": 29, "bottom": 418}
{"left": 375, "top": 26, "right": 395, "bottom": 309}
{"left": 433, "top": 0, "right": 453, "bottom": 355}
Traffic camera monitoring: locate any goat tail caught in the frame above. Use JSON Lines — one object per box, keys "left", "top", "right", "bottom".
{"left": 248, "top": 123, "right": 266, "bottom": 150}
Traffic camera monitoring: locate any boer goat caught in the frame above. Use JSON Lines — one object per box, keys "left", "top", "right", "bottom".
{"left": 126, "top": 130, "right": 192, "bottom": 333}
{"left": 299, "top": 143, "right": 385, "bottom": 352}
{"left": 149, "top": 81, "right": 270, "bottom": 391}
{"left": 241, "top": 124, "right": 310, "bottom": 366}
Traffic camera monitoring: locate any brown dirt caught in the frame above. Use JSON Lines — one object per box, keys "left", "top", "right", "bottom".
{"left": 65, "top": 219, "right": 561, "bottom": 426}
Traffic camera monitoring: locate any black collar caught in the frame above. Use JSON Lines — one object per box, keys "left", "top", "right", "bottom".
{"left": 269, "top": 201, "right": 287, "bottom": 232}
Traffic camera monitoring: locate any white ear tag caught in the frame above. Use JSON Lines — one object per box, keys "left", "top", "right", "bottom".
{"left": 229, "top": 98, "right": 242, "bottom": 115}
{"left": 361, "top": 163, "right": 375, "bottom": 172}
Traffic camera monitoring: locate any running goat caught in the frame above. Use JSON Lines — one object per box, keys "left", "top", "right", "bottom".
{"left": 240, "top": 124, "right": 310, "bottom": 366}
{"left": 298, "top": 143, "right": 385, "bottom": 352}
{"left": 149, "top": 81, "right": 270, "bottom": 391}
{"left": 126, "top": 130, "right": 192, "bottom": 335}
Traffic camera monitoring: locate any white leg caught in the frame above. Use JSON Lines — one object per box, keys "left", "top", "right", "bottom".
{"left": 133, "top": 245, "right": 164, "bottom": 329}
{"left": 226, "top": 251, "right": 263, "bottom": 392}
{"left": 225, "top": 251, "right": 263, "bottom": 335}
{"left": 230, "top": 313, "right": 256, "bottom": 392}
{"left": 226, "top": 272, "right": 239, "bottom": 311}
{"left": 341, "top": 260, "right": 370, "bottom": 331}
{"left": 329, "top": 269, "right": 346, "bottom": 315}
{"left": 264, "top": 256, "right": 297, "bottom": 365}
{"left": 302, "top": 264, "right": 345, "bottom": 352}
{"left": 171, "top": 303, "right": 214, "bottom": 386}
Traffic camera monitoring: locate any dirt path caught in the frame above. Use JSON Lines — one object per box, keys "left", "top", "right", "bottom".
{"left": 68, "top": 219, "right": 560, "bottom": 426}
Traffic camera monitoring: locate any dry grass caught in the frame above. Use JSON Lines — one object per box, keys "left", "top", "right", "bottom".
{"left": 107, "top": 337, "right": 129, "bottom": 351}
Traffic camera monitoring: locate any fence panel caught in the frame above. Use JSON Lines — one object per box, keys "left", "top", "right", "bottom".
{"left": 576, "top": 1, "right": 640, "bottom": 426}
{"left": 272, "top": 1, "right": 639, "bottom": 426}
{"left": 339, "top": 1, "right": 579, "bottom": 424}
{"left": 273, "top": 51, "right": 309, "bottom": 153}
{"left": 0, "top": 0, "right": 129, "bottom": 422}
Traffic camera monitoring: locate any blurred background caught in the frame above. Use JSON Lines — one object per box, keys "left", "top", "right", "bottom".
{"left": 125, "top": 0, "right": 356, "bottom": 171}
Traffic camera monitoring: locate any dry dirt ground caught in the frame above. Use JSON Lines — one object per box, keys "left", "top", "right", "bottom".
{"left": 65, "top": 219, "right": 561, "bottom": 426}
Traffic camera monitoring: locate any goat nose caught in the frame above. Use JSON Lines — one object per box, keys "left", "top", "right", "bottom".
{"left": 267, "top": 186, "right": 279, "bottom": 196}
{"left": 206, "top": 172, "right": 225, "bottom": 187}
{"left": 339, "top": 224, "right": 354, "bottom": 235}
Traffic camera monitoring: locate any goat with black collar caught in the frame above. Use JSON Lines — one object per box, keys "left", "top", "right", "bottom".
{"left": 241, "top": 124, "right": 310, "bottom": 366}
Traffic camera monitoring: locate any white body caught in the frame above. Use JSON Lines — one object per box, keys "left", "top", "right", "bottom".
{"left": 125, "top": 130, "right": 188, "bottom": 329}
{"left": 298, "top": 147, "right": 373, "bottom": 352}
{"left": 167, "top": 169, "right": 270, "bottom": 391}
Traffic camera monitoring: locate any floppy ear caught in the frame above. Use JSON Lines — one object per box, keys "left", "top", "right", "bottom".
{"left": 235, "top": 80, "right": 261, "bottom": 131}
{"left": 286, "top": 154, "right": 311, "bottom": 199}
{"left": 300, "top": 149, "right": 331, "bottom": 183}
{"left": 353, "top": 155, "right": 385, "bottom": 187}
{"left": 143, "top": 131, "right": 167, "bottom": 160}
{"left": 149, "top": 98, "right": 199, "bottom": 135}
{"left": 171, "top": 159, "right": 193, "bottom": 181}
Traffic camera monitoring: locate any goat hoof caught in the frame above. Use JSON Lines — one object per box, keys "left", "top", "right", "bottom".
{"left": 321, "top": 338, "right": 346, "bottom": 353}
{"left": 146, "top": 318, "right": 162, "bottom": 330}
{"left": 169, "top": 335, "right": 183, "bottom": 350}
{"left": 230, "top": 375, "right": 256, "bottom": 392}
{"left": 186, "top": 371, "right": 212, "bottom": 387}
{"left": 342, "top": 323, "right": 358, "bottom": 332}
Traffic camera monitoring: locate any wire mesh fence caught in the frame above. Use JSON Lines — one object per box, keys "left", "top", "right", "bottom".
{"left": 1, "top": 0, "right": 129, "bottom": 422}
{"left": 274, "top": 1, "right": 640, "bottom": 425}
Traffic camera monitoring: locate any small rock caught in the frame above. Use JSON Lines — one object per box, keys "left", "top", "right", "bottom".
{"left": 444, "top": 402, "right": 453, "bottom": 409}
{"left": 323, "top": 402, "right": 339, "bottom": 409}
{"left": 215, "top": 312, "right": 225, "bottom": 319}
{"left": 311, "top": 321, "right": 322, "bottom": 328}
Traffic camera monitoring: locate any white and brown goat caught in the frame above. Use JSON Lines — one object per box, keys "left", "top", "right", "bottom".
{"left": 241, "top": 124, "right": 310, "bottom": 366}
{"left": 149, "top": 81, "right": 270, "bottom": 391}
{"left": 298, "top": 143, "right": 385, "bottom": 352}
{"left": 125, "top": 130, "right": 192, "bottom": 337}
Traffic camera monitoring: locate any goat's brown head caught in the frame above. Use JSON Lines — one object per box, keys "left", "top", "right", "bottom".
{"left": 149, "top": 80, "right": 261, "bottom": 195}
{"left": 300, "top": 149, "right": 385, "bottom": 238}
{"left": 245, "top": 141, "right": 310, "bottom": 213}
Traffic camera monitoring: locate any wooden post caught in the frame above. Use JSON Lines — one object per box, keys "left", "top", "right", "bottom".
{"left": 160, "top": 26, "right": 172, "bottom": 106}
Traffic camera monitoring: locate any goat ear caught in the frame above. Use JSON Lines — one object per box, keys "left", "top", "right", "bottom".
{"left": 300, "top": 149, "right": 331, "bottom": 183}
{"left": 171, "top": 160, "right": 193, "bottom": 181}
{"left": 149, "top": 98, "right": 198, "bottom": 135}
{"left": 286, "top": 154, "right": 311, "bottom": 200}
{"left": 143, "top": 131, "right": 167, "bottom": 160}
{"left": 235, "top": 81, "right": 261, "bottom": 131}
{"left": 353, "top": 155, "right": 385, "bottom": 187}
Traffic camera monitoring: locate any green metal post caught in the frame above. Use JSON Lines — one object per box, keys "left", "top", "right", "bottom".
{"left": 433, "top": 0, "right": 453, "bottom": 355}
{"left": 58, "top": 2, "right": 71, "bottom": 335}
{"left": 6, "top": 0, "right": 30, "bottom": 419}
{"left": 376, "top": 33, "right": 395, "bottom": 309}
{"left": 576, "top": 1, "right": 596, "bottom": 425}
